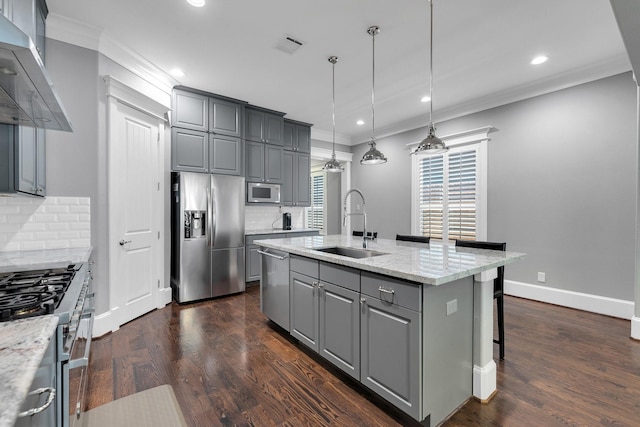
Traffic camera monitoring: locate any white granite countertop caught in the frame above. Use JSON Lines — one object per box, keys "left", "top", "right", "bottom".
{"left": 0, "top": 247, "right": 93, "bottom": 273}
{"left": 0, "top": 316, "right": 59, "bottom": 427}
{"left": 245, "top": 228, "right": 319, "bottom": 236}
{"left": 255, "top": 235, "right": 525, "bottom": 286}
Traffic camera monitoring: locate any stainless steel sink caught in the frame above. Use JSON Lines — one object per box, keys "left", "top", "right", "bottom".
{"left": 314, "top": 246, "right": 386, "bottom": 259}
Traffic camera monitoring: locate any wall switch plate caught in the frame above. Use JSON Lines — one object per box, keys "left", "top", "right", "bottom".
{"left": 446, "top": 299, "right": 457, "bottom": 316}
{"left": 538, "top": 272, "right": 546, "bottom": 283}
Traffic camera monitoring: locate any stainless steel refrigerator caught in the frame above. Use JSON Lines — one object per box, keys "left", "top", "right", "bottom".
{"left": 171, "top": 172, "right": 245, "bottom": 303}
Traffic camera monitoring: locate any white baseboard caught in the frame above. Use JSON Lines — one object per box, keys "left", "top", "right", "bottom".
{"left": 632, "top": 317, "right": 640, "bottom": 340}
{"left": 504, "top": 280, "right": 634, "bottom": 320}
{"left": 158, "top": 286, "right": 172, "bottom": 307}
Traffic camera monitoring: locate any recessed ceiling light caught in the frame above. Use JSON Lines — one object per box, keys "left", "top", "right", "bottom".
{"left": 356, "top": 120, "right": 365, "bottom": 126}
{"left": 531, "top": 56, "right": 548, "bottom": 65}
{"left": 421, "top": 96, "right": 431, "bottom": 103}
{"left": 170, "top": 68, "right": 185, "bottom": 77}
{"left": 187, "top": 0, "right": 205, "bottom": 7}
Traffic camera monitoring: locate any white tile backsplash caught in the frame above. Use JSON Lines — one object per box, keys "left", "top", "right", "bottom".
{"left": 0, "top": 197, "right": 91, "bottom": 251}
{"left": 245, "top": 206, "right": 305, "bottom": 231}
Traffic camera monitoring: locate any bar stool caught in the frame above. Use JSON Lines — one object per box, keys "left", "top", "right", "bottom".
{"left": 396, "top": 234, "right": 430, "bottom": 244}
{"left": 455, "top": 239, "right": 507, "bottom": 360}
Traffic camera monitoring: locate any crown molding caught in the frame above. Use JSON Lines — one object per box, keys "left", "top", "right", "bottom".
{"left": 310, "top": 127, "right": 351, "bottom": 145}
{"left": 46, "top": 13, "right": 180, "bottom": 97}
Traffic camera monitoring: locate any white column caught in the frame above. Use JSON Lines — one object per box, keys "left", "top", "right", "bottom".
{"left": 473, "top": 268, "right": 498, "bottom": 401}
{"left": 633, "top": 83, "right": 640, "bottom": 340}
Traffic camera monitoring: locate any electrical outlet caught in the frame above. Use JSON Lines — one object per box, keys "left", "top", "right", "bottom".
{"left": 538, "top": 272, "right": 546, "bottom": 283}
{"left": 446, "top": 299, "right": 457, "bottom": 316}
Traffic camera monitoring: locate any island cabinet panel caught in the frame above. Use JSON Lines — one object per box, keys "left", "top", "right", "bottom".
{"left": 360, "top": 295, "right": 421, "bottom": 420}
{"left": 319, "top": 282, "right": 360, "bottom": 380}
{"left": 290, "top": 270, "right": 319, "bottom": 351}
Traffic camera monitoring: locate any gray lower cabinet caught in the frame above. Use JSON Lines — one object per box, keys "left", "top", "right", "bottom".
{"left": 246, "top": 231, "right": 319, "bottom": 282}
{"left": 245, "top": 141, "right": 283, "bottom": 183}
{"left": 282, "top": 151, "right": 310, "bottom": 207}
{"left": 290, "top": 270, "right": 320, "bottom": 350}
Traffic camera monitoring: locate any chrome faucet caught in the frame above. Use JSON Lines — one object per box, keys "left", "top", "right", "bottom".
{"left": 343, "top": 188, "right": 368, "bottom": 248}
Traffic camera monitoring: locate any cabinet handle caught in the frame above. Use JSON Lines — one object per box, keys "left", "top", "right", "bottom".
{"left": 378, "top": 287, "right": 395, "bottom": 295}
{"left": 257, "top": 249, "right": 288, "bottom": 260}
{"left": 18, "top": 387, "right": 56, "bottom": 417}
{"left": 360, "top": 297, "right": 367, "bottom": 304}
{"left": 318, "top": 283, "right": 324, "bottom": 289}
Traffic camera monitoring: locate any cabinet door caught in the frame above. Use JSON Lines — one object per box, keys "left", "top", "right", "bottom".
{"left": 319, "top": 282, "right": 360, "bottom": 380}
{"left": 295, "top": 153, "right": 310, "bottom": 206}
{"left": 246, "top": 245, "right": 262, "bottom": 282}
{"left": 283, "top": 121, "right": 295, "bottom": 151}
{"left": 245, "top": 140, "right": 264, "bottom": 182}
{"left": 264, "top": 144, "right": 283, "bottom": 183}
{"left": 209, "top": 134, "right": 242, "bottom": 176}
{"left": 361, "top": 297, "right": 421, "bottom": 419}
{"left": 16, "top": 126, "right": 38, "bottom": 195}
{"left": 210, "top": 98, "right": 243, "bottom": 137}
{"left": 172, "top": 90, "right": 208, "bottom": 131}
{"left": 36, "top": 128, "right": 45, "bottom": 195}
{"left": 290, "top": 271, "right": 319, "bottom": 351}
{"left": 245, "top": 109, "right": 264, "bottom": 142}
{"left": 172, "top": 128, "right": 208, "bottom": 173}
{"left": 281, "top": 150, "right": 294, "bottom": 206}
{"left": 296, "top": 124, "right": 311, "bottom": 153}
{"left": 264, "top": 113, "right": 284, "bottom": 146}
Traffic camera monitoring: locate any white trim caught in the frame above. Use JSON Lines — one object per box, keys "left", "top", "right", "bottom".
{"left": 92, "top": 310, "right": 117, "bottom": 338}
{"left": 473, "top": 360, "right": 497, "bottom": 401}
{"left": 505, "top": 280, "right": 635, "bottom": 320}
{"left": 158, "top": 286, "right": 172, "bottom": 307}
{"left": 406, "top": 126, "right": 495, "bottom": 149}
{"left": 310, "top": 146, "right": 353, "bottom": 163}
{"left": 311, "top": 128, "right": 352, "bottom": 146}
{"left": 46, "top": 13, "right": 101, "bottom": 51}
{"left": 103, "top": 76, "right": 170, "bottom": 120}
{"left": 632, "top": 317, "right": 640, "bottom": 340}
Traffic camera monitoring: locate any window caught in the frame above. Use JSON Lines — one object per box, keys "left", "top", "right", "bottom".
{"left": 411, "top": 128, "right": 490, "bottom": 242}
{"left": 307, "top": 172, "right": 325, "bottom": 231}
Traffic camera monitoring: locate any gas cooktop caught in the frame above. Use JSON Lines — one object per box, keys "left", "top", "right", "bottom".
{"left": 0, "top": 266, "right": 77, "bottom": 322}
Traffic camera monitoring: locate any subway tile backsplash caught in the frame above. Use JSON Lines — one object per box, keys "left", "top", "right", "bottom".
{"left": 245, "top": 206, "right": 305, "bottom": 231}
{"left": 0, "top": 197, "right": 91, "bottom": 251}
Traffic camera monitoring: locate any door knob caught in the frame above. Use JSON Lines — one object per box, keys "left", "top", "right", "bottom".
{"left": 119, "top": 239, "right": 132, "bottom": 246}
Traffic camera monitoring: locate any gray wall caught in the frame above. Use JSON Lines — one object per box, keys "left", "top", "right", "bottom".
{"left": 351, "top": 72, "right": 637, "bottom": 301}
{"left": 325, "top": 171, "right": 342, "bottom": 235}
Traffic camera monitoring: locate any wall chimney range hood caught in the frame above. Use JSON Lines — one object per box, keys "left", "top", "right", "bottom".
{"left": 0, "top": 14, "right": 72, "bottom": 132}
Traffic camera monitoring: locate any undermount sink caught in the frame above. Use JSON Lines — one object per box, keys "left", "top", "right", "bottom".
{"left": 314, "top": 246, "right": 386, "bottom": 259}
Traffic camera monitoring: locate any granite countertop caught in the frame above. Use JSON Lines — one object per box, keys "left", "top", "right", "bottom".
{"left": 255, "top": 234, "right": 525, "bottom": 286}
{"left": 0, "top": 316, "right": 59, "bottom": 427}
{"left": 245, "top": 228, "right": 319, "bottom": 236}
{"left": 0, "top": 247, "right": 93, "bottom": 273}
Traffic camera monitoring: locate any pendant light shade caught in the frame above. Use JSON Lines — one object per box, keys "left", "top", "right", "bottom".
{"left": 361, "top": 26, "right": 387, "bottom": 166}
{"left": 323, "top": 56, "right": 344, "bottom": 173}
{"left": 412, "top": 0, "right": 448, "bottom": 156}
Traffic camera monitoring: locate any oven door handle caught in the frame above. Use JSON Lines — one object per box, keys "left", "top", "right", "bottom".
{"left": 68, "top": 311, "right": 94, "bottom": 369}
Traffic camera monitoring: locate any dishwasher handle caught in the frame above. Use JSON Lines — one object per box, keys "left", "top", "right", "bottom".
{"left": 257, "top": 249, "right": 289, "bottom": 260}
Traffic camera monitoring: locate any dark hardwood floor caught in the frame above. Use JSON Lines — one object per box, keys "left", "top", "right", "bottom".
{"left": 85, "top": 285, "right": 640, "bottom": 426}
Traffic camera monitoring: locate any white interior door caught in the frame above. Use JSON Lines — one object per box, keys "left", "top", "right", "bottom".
{"left": 108, "top": 93, "right": 163, "bottom": 327}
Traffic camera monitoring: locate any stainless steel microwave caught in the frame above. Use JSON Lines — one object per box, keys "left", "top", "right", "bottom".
{"left": 247, "top": 182, "right": 281, "bottom": 203}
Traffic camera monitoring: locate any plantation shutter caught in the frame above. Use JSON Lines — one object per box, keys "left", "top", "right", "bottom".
{"left": 418, "top": 155, "right": 444, "bottom": 239}
{"left": 307, "top": 173, "right": 324, "bottom": 230}
{"left": 447, "top": 149, "right": 477, "bottom": 240}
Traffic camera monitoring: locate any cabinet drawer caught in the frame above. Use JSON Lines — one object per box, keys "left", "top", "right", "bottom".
{"left": 319, "top": 262, "right": 360, "bottom": 293}
{"left": 290, "top": 255, "right": 318, "bottom": 278}
{"left": 361, "top": 272, "right": 422, "bottom": 312}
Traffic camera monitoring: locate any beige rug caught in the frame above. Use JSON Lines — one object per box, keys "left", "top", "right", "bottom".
{"left": 79, "top": 385, "right": 187, "bottom": 427}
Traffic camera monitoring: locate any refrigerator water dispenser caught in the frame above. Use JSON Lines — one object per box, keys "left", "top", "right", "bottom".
{"left": 184, "top": 210, "right": 206, "bottom": 239}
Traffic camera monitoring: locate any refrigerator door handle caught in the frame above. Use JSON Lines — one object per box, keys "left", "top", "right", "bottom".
{"left": 210, "top": 186, "right": 216, "bottom": 247}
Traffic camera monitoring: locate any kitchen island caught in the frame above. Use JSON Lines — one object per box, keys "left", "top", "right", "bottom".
{"left": 255, "top": 234, "right": 524, "bottom": 426}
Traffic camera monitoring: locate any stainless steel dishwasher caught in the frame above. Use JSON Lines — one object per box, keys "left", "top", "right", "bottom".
{"left": 258, "top": 247, "right": 290, "bottom": 330}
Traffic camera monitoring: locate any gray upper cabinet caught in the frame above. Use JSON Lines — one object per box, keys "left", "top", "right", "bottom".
{"left": 0, "top": 125, "right": 45, "bottom": 197}
{"left": 245, "top": 107, "right": 284, "bottom": 145}
{"left": 246, "top": 141, "right": 283, "bottom": 183}
{"left": 209, "top": 134, "right": 242, "bottom": 176}
{"left": 282, "top": 151, "right": 310, "bottom": 206}
{"left": 172, "top": 90, "right": 208, "bottom": 132}
{"left": 283, "top": 120, "right": 311, "bottom": 153}
{"left": 209, "top": 97, "right": 243, "bottom": 138}
{"left": 172, "top": 128, "right": 208, "bottom": 173}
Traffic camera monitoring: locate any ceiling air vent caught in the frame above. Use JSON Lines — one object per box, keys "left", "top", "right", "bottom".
{"left": 275, "top": 35, "right": 304, "bottom": 54}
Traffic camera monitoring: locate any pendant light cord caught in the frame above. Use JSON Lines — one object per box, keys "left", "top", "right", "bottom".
{"left": 429, "top": 0, "right": 434, "bottom": 127}
{"left": 332, "top": 58, "right": 336, "bottom": 157}
{"left": 371, "top": 28, "right": 376, "bottom": 143}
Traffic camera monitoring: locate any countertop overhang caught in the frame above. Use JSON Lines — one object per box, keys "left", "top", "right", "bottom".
{"left": 254, "top": 235, "right": 525, "bottom": 286}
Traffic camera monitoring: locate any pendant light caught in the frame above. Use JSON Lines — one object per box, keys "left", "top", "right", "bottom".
{"left": 412, "top": 0, "right": 448, "bottom": 155}
{"left": 323, "top": 56, "right": 344, "bottom": 173}
{"left": 361, "top": 26, "right": 387, "bottom": 165}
